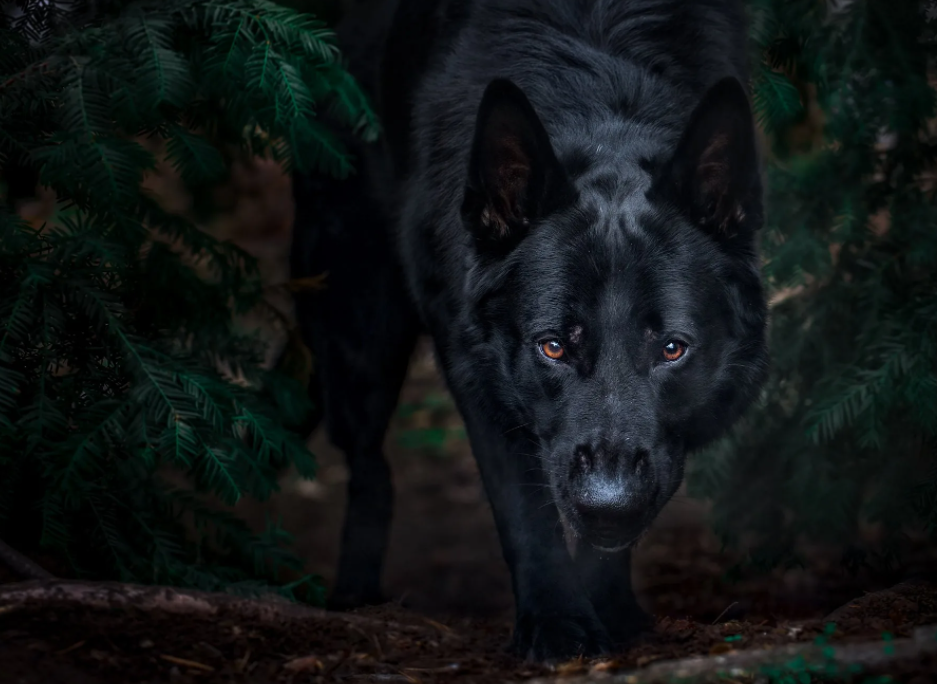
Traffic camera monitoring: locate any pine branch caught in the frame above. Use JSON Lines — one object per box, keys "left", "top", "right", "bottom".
{"left": 1, "top": 0, "right": 375, "bottom": 595}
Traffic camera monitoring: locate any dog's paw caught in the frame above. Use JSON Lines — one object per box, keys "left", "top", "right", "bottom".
{"left": 510, "top": 609, "right": 612, "bottom": 663}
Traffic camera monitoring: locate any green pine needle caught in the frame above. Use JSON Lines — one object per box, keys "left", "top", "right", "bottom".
{"left": 691, "top": 0, "right": 937, "bottom": 572}
{"left": 0, "top": 0, "right": 372, "bottom": 599}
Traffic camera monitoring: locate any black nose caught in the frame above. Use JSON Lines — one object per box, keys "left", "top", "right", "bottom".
{"left": 575, "top": 442, "right": 649, "bottom": 478}
{"left": 568, "top": 442, "right": 652, "bottom": 543}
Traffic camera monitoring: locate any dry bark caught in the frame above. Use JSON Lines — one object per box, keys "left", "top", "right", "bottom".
{"left": 0, "top": 538, "right": 55, "bottom": 581}
{"left": 529, "top": 625, "right": 937, "bottom": 684}
{"left": 3, "top": 578, "right": 936, "bottom": 684}
{"left": 0, "top": 579, "right": 450, "bottom": 639}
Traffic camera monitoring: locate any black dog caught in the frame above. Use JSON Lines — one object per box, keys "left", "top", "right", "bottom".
{"left": 290, "top": 0, "right": 768, "bottom": 663}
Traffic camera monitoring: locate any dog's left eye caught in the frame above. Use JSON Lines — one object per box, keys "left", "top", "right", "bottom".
{"left": 662, "top": 340, "right": 687, "bottom": 362}
{"left": 539, "top": 339, "right": 566, "bottom": 361}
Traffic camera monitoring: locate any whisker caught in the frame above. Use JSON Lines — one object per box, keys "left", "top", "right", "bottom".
{"left": 503, "top": 422, "right": 531, "bottom": 435}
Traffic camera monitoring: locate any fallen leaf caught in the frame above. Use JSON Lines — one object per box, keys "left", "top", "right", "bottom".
{"left": 284, "top": 655, "right": 323, "bottom": 673}
{"left": 556, "top": 656, "right": 588, "bottom": 676}
{"left": 591, "top": 659, "right": 625, "bottom": 673}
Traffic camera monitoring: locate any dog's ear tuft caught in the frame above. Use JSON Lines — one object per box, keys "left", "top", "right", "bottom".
{"left": 661, "top": 77, "right": 763, "bottom": 242}
{"left": 461, "top": 79, "right": 575, "bottom": 251}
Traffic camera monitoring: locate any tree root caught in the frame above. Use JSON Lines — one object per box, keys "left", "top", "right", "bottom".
{"left": 0, "top": 538, "right": 55, "bottom": 581}
{"left": 0, "top": 579, "right": 453, "bottom": 639}
{"left": 823, "top": 577, "right": 935, "bottom": 625}
{"left": 3, "top": 577, "right": 936, "bottom": 683}
{"left": 529, "top": 625, "right": 937, "bottom": 684}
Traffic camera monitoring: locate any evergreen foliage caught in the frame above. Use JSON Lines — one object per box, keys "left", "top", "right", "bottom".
{"left": 688, "top": 0, "right": 937, "bottom": 572}
{"left": 0, "top": 0, "right": 377, "bottom": 596}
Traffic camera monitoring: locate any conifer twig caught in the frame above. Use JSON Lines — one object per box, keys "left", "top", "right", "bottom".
{"left": 0, "top": 538, "right": 55, "bottom": 581}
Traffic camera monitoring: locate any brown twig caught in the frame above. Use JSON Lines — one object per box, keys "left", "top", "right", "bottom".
{"left": 159, "top": 654, "right": 215, "bottom": 672}
{"left": 0, "top": 538, "right": 55, "bottom": 581}
{"left": 527, "top": 625, "right": 937, "bottom": 684}
{"left": 268, "top": 273, "right": 330, "bottom": 295}
{"left": 0, "top": 60, "right": 54, "bottom": 90}
{"left": 710, "top": 601, "right": 738, "bottom": 625}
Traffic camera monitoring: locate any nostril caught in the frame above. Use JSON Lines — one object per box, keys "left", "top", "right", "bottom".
{"left": 633, "top": 449, "right": 649, "bottom": 474}
{"left": 574, "top": 445, "right": 593, "bottom": 472}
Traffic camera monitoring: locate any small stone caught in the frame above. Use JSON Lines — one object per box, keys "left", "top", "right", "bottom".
{"left": 709, "top": 642, "right": 734, "bottom": 655}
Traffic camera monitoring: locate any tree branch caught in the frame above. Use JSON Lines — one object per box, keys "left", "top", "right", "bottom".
{"left": 0, "top": 579, "right": 452, "bottom": 639}
{"left": 527, "top": 626, "right": 937, "bottom": 684}
{"left": 0, "top": 538, "right": 55, "bottom": 581}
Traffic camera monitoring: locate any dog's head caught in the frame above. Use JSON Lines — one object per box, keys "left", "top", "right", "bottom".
{"left": 460, "top": 77, "right": 768, "bottom": 552}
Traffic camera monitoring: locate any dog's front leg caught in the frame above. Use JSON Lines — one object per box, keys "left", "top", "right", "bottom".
{"left": 455, "top": 401, "right": 612, "bottom": 663}
{"left": 572, "top": 545, "right": 651, "bottom": 646}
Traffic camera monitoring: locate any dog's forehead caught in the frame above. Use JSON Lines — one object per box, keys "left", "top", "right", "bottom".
{"left": 521, "top": 193, "right": 708, "bottom": 324}
{"left": 557, "top": 218, "right": 708, "bottom": 322}
{"left": 581, "top": 172, "right": 652, "bottom": 234}
{"left": 564, "top": 206, "right": 654, "bottom": 280}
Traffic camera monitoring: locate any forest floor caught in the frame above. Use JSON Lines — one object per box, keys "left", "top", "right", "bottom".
{"left": 4, "top": 158, "right": 937, "bottom": 683}
{"left": 5, "top": 421, "right": 937, "bottom": 684}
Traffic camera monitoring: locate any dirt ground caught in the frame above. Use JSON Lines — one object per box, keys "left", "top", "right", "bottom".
{"left": 5, "top": 157, "right": 937, "bottom": 684}
{"left": 4, "top": 581, "right": 937, "bottom": 684}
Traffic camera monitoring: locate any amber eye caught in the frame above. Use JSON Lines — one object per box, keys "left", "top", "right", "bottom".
{"left": 662, "top": 340, "right": 687, "bottom": 362}
{"left": 539, "top": 339, "right": 565, "bottom": 361}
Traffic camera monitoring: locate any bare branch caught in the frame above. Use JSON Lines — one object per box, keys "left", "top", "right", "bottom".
{"left": 0, "top": 538, "right": 55, "bottom": 581}
{"left": 527, "top": 626, "right": 937, "bottom": 684}
{"left": 0, "top": 579, "right": 452, "bottom": 639}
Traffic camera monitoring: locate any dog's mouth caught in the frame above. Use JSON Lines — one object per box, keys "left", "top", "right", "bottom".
{"left": 584, "top": 526, "right": 647, "bottom": 554}
{"left": 580, "top": 525, "right": 648, "bottom": 554}
{"left": 559, "top": 507, "right": 651, "bottom": 555}
{"left": 590, "top": 539, "right": 633, "bottom": 554}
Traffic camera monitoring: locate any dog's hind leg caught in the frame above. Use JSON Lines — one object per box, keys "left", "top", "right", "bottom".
{"left": 291, "top": 170, "right": 420, "bottom": 610}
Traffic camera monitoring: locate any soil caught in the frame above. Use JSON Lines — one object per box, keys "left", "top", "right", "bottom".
{"left": 3, "top": 579, "right": 937, "bottom": 684}
{"left": 6, "top": 155, "right": 937, "bottom": 684}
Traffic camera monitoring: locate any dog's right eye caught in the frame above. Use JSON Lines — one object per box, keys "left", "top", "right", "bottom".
{"left": 662, "top": 340, "right": 687, "bottom": 362}
{"left": 539, "top": 340, "right": 565, "bottom": 361}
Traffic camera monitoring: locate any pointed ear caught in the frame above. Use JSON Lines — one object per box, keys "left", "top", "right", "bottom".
{"left": 660, "top": 77, "right": 762, "bottom": 241}
{"left": 461, "top": 79, "right": 575, "bottom": 249}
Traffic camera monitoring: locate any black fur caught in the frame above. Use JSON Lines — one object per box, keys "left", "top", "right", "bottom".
{"left": 291, "top": 0, "right": 768, "bottom": 663}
